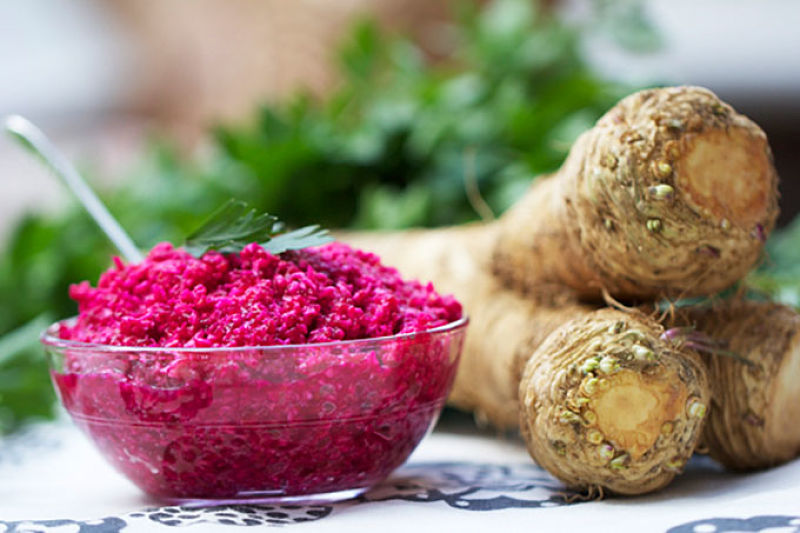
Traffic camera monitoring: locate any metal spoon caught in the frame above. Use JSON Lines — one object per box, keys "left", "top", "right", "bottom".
{"left": 4, "top": 115, "right": 143, "bottom": 263}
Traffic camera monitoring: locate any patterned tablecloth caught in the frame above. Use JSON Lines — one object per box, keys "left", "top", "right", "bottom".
{"left": 1, "top": 419, "right": 799, "bottom": 533}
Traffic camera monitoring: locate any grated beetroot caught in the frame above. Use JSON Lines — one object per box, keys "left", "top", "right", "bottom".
{"left": 61, "top": 242, "right": 462, "bottom": 347}
{"left": 48, "top": 242, "right": 465, "bottom": 501}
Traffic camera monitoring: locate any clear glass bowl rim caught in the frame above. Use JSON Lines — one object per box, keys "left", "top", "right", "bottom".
{"left": 41, "top": 315, "right": 468, "bottom": 354}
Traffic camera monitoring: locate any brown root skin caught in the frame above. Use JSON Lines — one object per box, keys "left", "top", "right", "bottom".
{"left": 454, "top": 294, "right": 588, "bottom": 429}
{"left": 679, "top": 300, "right": 800, "bottom": 470}
{"left": 519, "top": 309, "right": 710, "bottom": 495}
{"left": 493, "top": 85, "right": 779, "bottom": 300}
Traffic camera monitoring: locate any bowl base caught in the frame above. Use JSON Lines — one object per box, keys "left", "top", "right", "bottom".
{"left": 162, "top": 486, "right": 370, "bottom": 508}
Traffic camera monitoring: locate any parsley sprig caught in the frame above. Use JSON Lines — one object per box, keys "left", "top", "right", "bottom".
{"left": 184, "top": 200, "right": 334, "bottom": 257}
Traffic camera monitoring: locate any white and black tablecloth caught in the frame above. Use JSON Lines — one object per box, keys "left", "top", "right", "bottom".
{"left": 1, "top": 418, "right": 799, "bottom": 532}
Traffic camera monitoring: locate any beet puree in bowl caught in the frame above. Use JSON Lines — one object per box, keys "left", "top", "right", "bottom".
{"left": 42, "top": 242, "right": 466, "bottom": 504}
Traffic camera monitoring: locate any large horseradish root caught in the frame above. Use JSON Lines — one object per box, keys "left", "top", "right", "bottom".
{"left": 678, "top": 300, "right": 800, "bottom": 470}
{"left": 492, "top": 86, "right": 778, "bottom": 299}
{"left": 519, "top": 310, "right": 710, "bottom": 495}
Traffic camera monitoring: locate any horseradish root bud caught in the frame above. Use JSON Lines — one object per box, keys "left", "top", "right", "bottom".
{"left": 648, "top": 184, "right": 675, "bottom": 201}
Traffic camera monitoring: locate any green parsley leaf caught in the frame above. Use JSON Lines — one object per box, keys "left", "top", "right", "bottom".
{"left": 184, "top": 200, "right": 333, "bottom": 257}
{"left": 184, "top": 200, "right": 278, "bottom": 256}
{"left": 264, "top": 225, "right": 333, "bottom": 255}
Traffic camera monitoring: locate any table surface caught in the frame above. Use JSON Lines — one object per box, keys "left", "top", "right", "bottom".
{"left": 1, "top": 418, "right": 799, "bottom": 533}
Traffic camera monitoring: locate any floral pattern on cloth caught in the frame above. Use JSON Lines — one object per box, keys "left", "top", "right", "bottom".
{"left": 3, "top": 513, "right": 800, "bottom": 532}
{"left": 666, "top": 516, "right": 800, "bottom": 533}
{"left": 359, "top": 461, "right": 575, "bottom": 510}
{"left": 0, "top": 505, "right": 332, "bottom": 532}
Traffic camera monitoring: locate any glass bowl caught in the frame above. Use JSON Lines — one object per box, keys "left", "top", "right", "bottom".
{"left": 41, "top": 316, "right": 467, "bottom": 505}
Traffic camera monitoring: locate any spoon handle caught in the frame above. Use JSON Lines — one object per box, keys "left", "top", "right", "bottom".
{"left": 4, "top": 115, "right": 143, "bottom": 264}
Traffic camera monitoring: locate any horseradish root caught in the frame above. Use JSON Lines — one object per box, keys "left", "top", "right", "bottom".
{"left": 493, "top": 85, "right": 778, "bottom": 299}
{"left": 519, "top": 310, "right": 710, "bottom": 495}
{"left": 680, "top": 301, "right": 800, "bottom": 470}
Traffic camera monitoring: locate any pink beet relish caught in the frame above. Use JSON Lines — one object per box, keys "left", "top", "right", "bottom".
{"left": 61, "top": 242, "right": 462, "bottom": 347}
{"left": 45, "top": 242, "right": 466, "bottom": 501}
